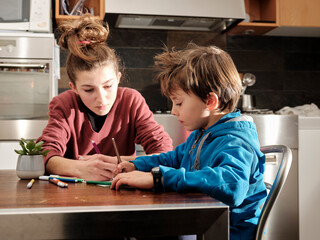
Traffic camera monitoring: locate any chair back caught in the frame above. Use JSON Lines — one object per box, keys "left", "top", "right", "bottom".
{"left": 255, "top": 145, "right": 292, "bottom": 240}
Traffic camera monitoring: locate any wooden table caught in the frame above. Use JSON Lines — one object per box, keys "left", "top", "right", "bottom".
{"left": 0, "top": 170, "right": 229, "bottom": 240}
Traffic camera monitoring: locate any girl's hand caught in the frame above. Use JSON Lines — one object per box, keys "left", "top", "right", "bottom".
{"left": 78, "top": 154, "right": 119, "bottom": 181}
{"left": 111, "top": 171, "right": 154, "bottom": 190}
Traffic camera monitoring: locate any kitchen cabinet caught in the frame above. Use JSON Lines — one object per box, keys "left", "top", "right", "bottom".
{"left": 278, "top": 0, "right": 320, "bottom": 27}
{"left": 266, "top": 0, "right": 320, "bottom": 37}
{"left": 55, "top": 0, "right": 105, "bottom": 24}
{"left": 229, "top": 0, "right": 320, "bottom": 37}
{"left": 298, "top": 117, "right": 320, "bottom": 240}
{"left": 228, "top": 0, "right": 279, "bottom": 35}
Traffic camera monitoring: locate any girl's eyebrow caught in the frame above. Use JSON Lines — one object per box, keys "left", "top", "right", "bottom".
{"left": 80, "top": 79, "right": 113, "bottom": 88}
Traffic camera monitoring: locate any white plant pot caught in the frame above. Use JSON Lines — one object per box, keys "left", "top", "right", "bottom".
{"left": 16, "top": 155, "right": 45, "bottom": 179}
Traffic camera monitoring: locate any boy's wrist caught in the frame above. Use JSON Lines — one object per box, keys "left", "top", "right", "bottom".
{"left": 151, "top": 167, "right": 163, "bottom": 192}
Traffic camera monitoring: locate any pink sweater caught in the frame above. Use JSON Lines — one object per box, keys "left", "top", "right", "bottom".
{"left": 38, "top": 87, "right": 173, "bottom": 164}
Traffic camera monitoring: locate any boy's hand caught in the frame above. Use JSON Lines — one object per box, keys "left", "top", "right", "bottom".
{"left": 111, "top": 171, "right": 154, "bottom": 190}
{"left": 118, "top": 161, "right": 137, "bottom": 173}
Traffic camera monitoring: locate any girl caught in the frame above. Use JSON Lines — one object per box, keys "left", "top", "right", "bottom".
{"left": 37, "top": 14, "right": 172, "bottom": 181}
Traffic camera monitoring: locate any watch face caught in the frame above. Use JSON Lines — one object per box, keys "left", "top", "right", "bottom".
{"left": 152, "top": 166, "right": 160, "bottom": 173}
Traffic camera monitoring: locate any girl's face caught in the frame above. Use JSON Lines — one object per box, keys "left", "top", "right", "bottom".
{"left": 170, "top": 89, "right": 212, "bottom": 131}
{"left": 70, "top": 64, "right": 121, "bottom": 116}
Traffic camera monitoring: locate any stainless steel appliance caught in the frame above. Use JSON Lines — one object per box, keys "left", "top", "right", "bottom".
{"left": 0, "top": 0, "right": 51, "bottom": 32}
{"left": 136, "top": 114, "right": 189, "bottom": 155}
{"left": 105, "top": 0, "right": 245, "bottom": 32}
{"left": 250, "top": 114, "right": 299, "bottom": 240}
{"left": 0, "top": 32, "right": 55, "bottom": 169}
{"left": 0, "top": 32, "right": 56, "bottom": 121}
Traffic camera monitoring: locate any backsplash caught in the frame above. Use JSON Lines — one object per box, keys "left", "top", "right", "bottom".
{"left": 57, "top": 27, "right": 320, "bottom": 112}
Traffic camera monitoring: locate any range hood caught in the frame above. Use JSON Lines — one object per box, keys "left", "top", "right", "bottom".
{"left": 105, "top": 0, "right": 246, "bottom": 32}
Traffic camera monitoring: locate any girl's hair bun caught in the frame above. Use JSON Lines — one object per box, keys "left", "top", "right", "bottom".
{"left": 58, "top": 13, "right": 109, "bottom": 61}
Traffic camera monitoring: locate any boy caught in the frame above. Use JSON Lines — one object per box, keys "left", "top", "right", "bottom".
{"left": 111, "top": 44, "right": 267, "bottom": 240}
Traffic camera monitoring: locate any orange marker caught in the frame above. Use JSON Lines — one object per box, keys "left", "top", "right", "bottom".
{"left": 49, "top": 178, "right": 68, "bottom": 188}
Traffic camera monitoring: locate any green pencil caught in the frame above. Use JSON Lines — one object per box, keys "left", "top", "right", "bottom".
{"left": 85, "top": 180, "right": 112, "bottom": 185}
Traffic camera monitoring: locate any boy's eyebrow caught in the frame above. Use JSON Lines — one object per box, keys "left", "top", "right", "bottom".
{"left": 170, "top": 95, "right": 178, "bottom": 100}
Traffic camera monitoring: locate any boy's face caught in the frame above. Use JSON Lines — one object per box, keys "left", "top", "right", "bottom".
{"left": 169, "top": 89, "right": 212, "bottom": 131}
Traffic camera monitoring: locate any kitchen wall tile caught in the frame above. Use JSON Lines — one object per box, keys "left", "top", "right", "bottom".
{"left": 227, "top": 35, "right": 283, "bottom": 51}
{"left": 58, "top": 67, "right": 70, "bottom": 89}
{"left": 167, "top": 31, "right": 226, "bottom": 49}
{"left": 120, "top": 68, "right": 156, "bottom": 91}
{"left": 284, "top": 52, "right": 320, "bottom": 71}
{"left": 108, "top": 29, "right": 167, "bottom": 48}
{"left": 242, "top": 71, "right": 284, "bottom": 91}
{"left": 59, "top": 49, "right": 69, "bottom": 67}
{"left": 230, "top": 51, "right": 283, "bottom": 71}
{"left": 228, "top": 35, "right": 320, "bottom": 111}
{"left": 283, "top": 37, "right": 320, "bottom": 53}
{"left": 283, "top": 71, "right": 320, "bottom": 91}
{"left": 115, "top": 48, "right": 163, "bottom": 69}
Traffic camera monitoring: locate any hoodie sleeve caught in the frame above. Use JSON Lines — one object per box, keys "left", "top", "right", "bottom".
{"left": 160, "top": 143, "right": 257, "bottom": 207}
{"left": 133, "top": 142, "right": 188, "bottom": 171}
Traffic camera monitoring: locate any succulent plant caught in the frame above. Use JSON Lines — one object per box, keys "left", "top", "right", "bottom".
{"left": 14, "top": 138, "right": 49, "bottom": 157}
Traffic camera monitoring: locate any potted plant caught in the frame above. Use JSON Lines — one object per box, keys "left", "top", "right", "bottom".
{"left": 14, "top": 138, "right": 49, "bottom": 179}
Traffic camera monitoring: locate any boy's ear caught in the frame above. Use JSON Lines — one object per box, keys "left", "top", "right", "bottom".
{"left": 117, "top": 72, "right": 122, "bottom": 83}
{"left": 206, "top": 92, "right": 219, "bottom": 110}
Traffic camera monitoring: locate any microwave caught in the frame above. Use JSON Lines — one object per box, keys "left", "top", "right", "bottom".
{"left": 0, "top": 0, "right": 51, "bottom": 32}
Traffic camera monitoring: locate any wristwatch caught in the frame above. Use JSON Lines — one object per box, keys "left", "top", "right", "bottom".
{"left": 151, "top": 167, "right": 163, "bottom": 192}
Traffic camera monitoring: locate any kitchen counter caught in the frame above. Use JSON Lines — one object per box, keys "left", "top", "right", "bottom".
{"left": 0, "top": 170, "right": 229, "bottom": 240}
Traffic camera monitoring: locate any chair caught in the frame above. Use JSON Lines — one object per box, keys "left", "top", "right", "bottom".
{"left": 255, "top": 145, "right": 292, "bottom": 240}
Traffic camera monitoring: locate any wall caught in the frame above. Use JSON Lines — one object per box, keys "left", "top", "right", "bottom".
{"left": 58, "top": 28, "right": 320, "bottom": 112}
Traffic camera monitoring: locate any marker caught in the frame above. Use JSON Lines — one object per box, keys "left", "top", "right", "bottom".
{"left": 40, "top": 175, "right": 84, "bottom": 183}
{"left": 112, "top": 138, "right": 122, "bottom": 164}
{"left": 85, "top": 180, "right": 112, "bottom": 186}
{"left": 49, "top": 175, "right": 84, "bottom": 182}
{"left": 92, "top": 140, "right": 101, "bottom": 154}
{"left": 49, "top": 178, "right": 68, "bottom": 188}
{"left": 27, "top": 179, "right": 35, "bottom": 189}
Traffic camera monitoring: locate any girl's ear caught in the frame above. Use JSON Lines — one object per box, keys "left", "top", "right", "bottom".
{"left": 206, "top": 92, "right": 219, "bottom": 111}
{"left": 69, "top": 82, "right": 78, "bottom": 94}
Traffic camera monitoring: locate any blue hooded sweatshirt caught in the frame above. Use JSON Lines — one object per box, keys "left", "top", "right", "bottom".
{"left": 133, "top": 110, "right": 267, "bottom": 240}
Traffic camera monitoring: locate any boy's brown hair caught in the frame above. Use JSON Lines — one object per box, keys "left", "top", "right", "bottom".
{"left": 154, "top": 43, "right": 242, "bottom": 112}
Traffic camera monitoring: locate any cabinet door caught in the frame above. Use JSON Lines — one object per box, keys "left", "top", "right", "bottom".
{"left": 55, "top": 0, "right": 105, "bottom": 25}
{"left": 228, "top": 0, "right": 279, "bottom": 35}
{"left": 280, "top": 0, "right": 320, "bottom": 27}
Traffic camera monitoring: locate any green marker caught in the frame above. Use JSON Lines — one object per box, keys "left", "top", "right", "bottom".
{"left": 85, "top": 180, "right": 112, "bottom": 185}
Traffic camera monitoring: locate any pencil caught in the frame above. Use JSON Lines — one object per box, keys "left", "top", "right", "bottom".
{"left": 112, "top": 138, "right": 122, "bottom": 164}
{"left": 92, "top": 140, "right": 101, "bottom": 154}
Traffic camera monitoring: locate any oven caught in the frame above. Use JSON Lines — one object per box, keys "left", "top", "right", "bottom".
{"left": 0, "top": 32, "right": 57, "bottom": 169}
